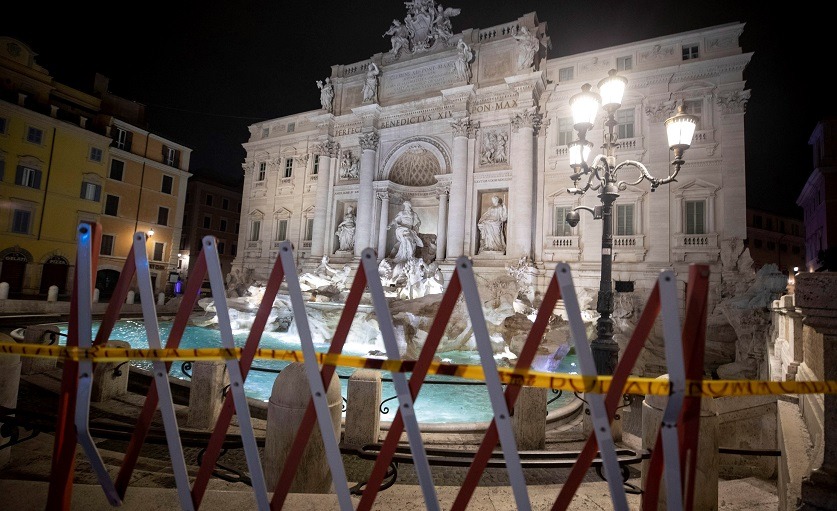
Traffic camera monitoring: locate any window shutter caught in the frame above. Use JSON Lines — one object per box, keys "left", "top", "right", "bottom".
{"left": 94, "top": 184, "right": 101, "bottom": 202}
{"left": 80, "top": 183, "right": 85, "bottom": 199}
{"left": 162, "top": 145, "right": 168, "bottom": 161}
{"left": 15, "top": 165, "right": 24, "bottom": 185}
{"left": 33, "top": 169, "right": 42, "bottom": 189}
{"left": 174, "top": 150, "right": 180, "bottom": 168}
{"left": 125, "top": 131, "right": 133, "bottom": 151}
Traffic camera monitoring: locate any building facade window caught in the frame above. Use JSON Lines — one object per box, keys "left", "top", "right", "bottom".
{"left": 313, "top": 155, "right": 320, "bottom": 175}
{"left": 258, "top": 162, "right": 266, "bottom": 181}
{"left": 685, "top": 200, "right": 706, "bottom": 234}
{"left": 222, "top": 197, "right": 229, "bottom": 210}
{"left": 250, "top": 220, "right": 261, "bottom": 241}
{"left": 157, "top": 207, "right": 169, "bottom": 226}
{"left": 683, "top": 99, "right": 702, "bottom": 130}
{"left": 109, "top": 160, "right": 124, "bottom": 181}
{"left": 682, "top": 44, "right": 699, "bottom": 60}
{"left": 163, "top": 146, "right": 179, "bottom": 167}
{"left": 113, "top": 127, "right": 131, "bottom": 150}
{"left": 304, "top": 218, "right": 314, "bottom": 240}
{"left": 616, "top": 108, "right": 634, "bottom": 139}
{"left": 104, "top": 194, "right": 119, "bottom": 216}
{"left": 558, "top": 117, "right": 574, "bottom": 147}
{"left": 218, "top": 241, "right": 225, "bottom": 255}
{"left": 15, "top": 166, "right": 41, "bottom": 189}
{"left": 276, "top": 219, "right": 288, "bottom": 241}
{"left": 11, "top": 209, "right": 31, "bottom": 234}
{"left": 0, "top": 117, "right": 7, "bottom": 134}
{"left": 203, "top": 215, "right": 211, "bottom": 229}
{"left": 616, "top": 204, "right": 635, "bottom": 235}
{"left": 100, "top": 234, "right": 115, "bottom": 255}
{"left": 89, "top": 147, "right": 103, "bottom": 162}
{"left": 152, "top": 242, "right": 165, "bottom": 261}
{"left": 616, "top": 56, "right": 633, "bottom": 71}
{"left": 205, "top": 194, "right": 213, "bottom": 207}
{"left": 284, "top": 158, "right": 293, "bottom": 178}
{"left": 26, "top": 126, "right": 43, "bottom": 145}
{"left": 80, "top": 181, "right": 101, "bottom": 201}
{"left": 220, "top": 218, "right": 228, "bottom": 232}
{"left": 558, "top": 66, "right": 574, "bottom": 82}
{"left": 161, "top": 175, "right": 173, "bottom": 194}
{"left": 231, "top": 244, "right": 237, "bottom": 256}
{"left": 553, "top": 206, "right": 573, "bottom": 236}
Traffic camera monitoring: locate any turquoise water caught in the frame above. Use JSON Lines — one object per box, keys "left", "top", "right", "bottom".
{"left": 64, "top": 320, "right": 578, "bottom": 424}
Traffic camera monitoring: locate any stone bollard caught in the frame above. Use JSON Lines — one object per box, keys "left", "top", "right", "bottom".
{"left": 126, "top": 290, "right": 135, "bottom": 304}
{"left": 0, "top": 282, "right": 8, "bottom": 299}
{"left": 512, "top": 385, "right": 547, "bottom": 449}
{"left": 186, "top": 360, "right": 229, "bottom": 429}
{"left": 0, "top": 334, "right": 22, "bottom": 468}
{"left": 47, "top": 285, "right": 59, "bottom": 302}
{"left": 91, "top": 340, "right": 131, "bottom": 402}
{"left": 263, "top": 362, "right": 342, "bottom": 493}
{"left": 344, "top": 369, "right": 381, "bottom": 483}
{"left": 21, "top": 325, "right": 59, "bottom": 375}
{"left": 157, "top": 292, "right": 165, "bottom": 306}
{"left": 93, "top": 288, "right": 100, "bottom": 303}
{"left": 642, "top": 374, "right": 719, "bottom": 510}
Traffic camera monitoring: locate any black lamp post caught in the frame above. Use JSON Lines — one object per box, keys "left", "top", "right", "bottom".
{"left": 564, "top": 69, "right": 699, "bottom": 376}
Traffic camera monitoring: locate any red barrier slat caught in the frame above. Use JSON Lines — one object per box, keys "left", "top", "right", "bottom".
{"left": 47, "top": 222, "right": 101, "bottom": 510}
{"left": 270, "top": 262, "right": 369, "bottom": 509}
{"left": 450, "top": 274, "right": 561, "bottom": 511}
{"left": 190, "top": 251, "right": 287, "bottom": 507}
{"left": 356, "top": 270, "right": 463, "bottom": 511}
{"left": 551, "top": 282, "right": 661, "bottom": 511}
{"left": 114, "top": 250, "right": 208, "bottom": 499}
{"left": 641, "top": 264, "right": 709, "bottom": 511}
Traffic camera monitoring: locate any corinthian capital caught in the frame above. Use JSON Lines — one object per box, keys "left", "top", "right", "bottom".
{"left": 323, "top": 140, "right": 341, "bottom": 158}
{"left": 450, "top": 117, "right": 471, "bottom": 137}
{"left": 511, "top": 109, "right": 543, "bottom": 134}
{"left": 359, "top": 131, "right": 380, "bottom": 151}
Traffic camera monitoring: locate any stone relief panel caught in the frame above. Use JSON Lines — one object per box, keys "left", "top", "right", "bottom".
{"left": 479, "top": 127, "right": 509, "bottom": 167}
{"left": 339, "top": 149, "right": 360, "bottom": 180}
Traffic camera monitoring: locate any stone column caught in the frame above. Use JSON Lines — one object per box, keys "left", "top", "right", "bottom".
{"left": 446, "top": 118, "right": 471, "bottom": 259}
{"left": 509, "top": 109, "right": 541, "bottom": 259}
{"left": 355, "top": 131, "right": 379, "bottom": 257}
{"left": 186, "top": 360, "right": 230, "bottom": 429}
{"left": 512, "top": 386, "right": 546, "bottom": 449}
{"left": 311, "top": 141, "right": 338, "bottom": 258}
{"left": 436, "top": 188, "right": 449, "bottom": 261}
{"left": 377, "top": 192, "right": 390, "bottom": 260}
{"left": 795, "top": 272, "right": 837, "bottom": 510}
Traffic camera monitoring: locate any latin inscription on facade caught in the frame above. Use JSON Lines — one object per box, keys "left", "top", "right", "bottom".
{"left": 334, "top": 126, "right": 362, "bottom": 137}
{"left": 381, "top": 60, "right": 459, "bottom": 99}
{"left": 473, "top": 99, "right": 517, "bottom": 113}
{"left": 380, "top": 110, "right": 453, "bottom": 129}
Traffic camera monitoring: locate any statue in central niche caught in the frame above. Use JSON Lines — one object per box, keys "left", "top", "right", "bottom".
{"left": 388, "top": 200, "right": 424, "bottom": 263}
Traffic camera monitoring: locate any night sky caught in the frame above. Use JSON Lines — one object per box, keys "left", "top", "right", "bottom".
{"left": 2, "top": 1, "right": 828, "bottom": 218}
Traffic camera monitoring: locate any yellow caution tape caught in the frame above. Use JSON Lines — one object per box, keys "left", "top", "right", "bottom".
{"left": 2, "top": 342, "right": 835, "bottom": 398}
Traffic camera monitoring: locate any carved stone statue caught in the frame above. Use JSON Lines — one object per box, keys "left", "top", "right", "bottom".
{"left": 477, "top": 195, "right": 508, "bottom": 253}
{"left": 316, "top": 77, "right": 334, "bottom": 113}
{"left": 388, "top": 200, "right": 423, "bottom": 263}
{"left": 335, "top": 206, "right": 356, "bottom": 252}
{"left": 512, "top": 26, "right": 540, "bottom": 71}
{"left": 480, "top": 130, "right": 508, "bottom": 165}
{"left": 362, "top": 63, "right": 380, "bottom": 104}
{"left": 430, "top": 4, "right": 460, "bottom": 44}
{"left": 455, "top": 39, "right": 474, "bottom": 83}
{"left": 383, "top": 19, "right": 410, "bottom": 57}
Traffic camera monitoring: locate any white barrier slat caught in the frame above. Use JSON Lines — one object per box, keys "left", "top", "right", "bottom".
{"left": 132, "top": 233, "right": 195, "bottom": 510}
{"left": 456, "top": 256, "right": 531, "bottom": 510}
{"left": 278, "top": 241, "right": 354, "bottom": 511}
{"left": 203, "top": 236, "right": 270, "bottom": 511}
{"left": 361, "top": 248, "right": 439, "bottom": 511}
{"left": 73, "top": 223, "right": 123, "bottom": 507}
{"left": 555, "top": 262, "right": 629, "bottom": 511}
{"left": 658, "top": 270, "right": 686, "bottom": 511}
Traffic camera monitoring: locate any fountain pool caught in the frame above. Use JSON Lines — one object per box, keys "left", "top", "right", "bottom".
{"left": 60, "top": 319, "right": 579, "bottom": 424}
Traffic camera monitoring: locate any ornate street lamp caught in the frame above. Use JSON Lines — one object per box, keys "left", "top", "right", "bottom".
{"left": 564, "top": 69, "right": 698, "bottom": 376}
